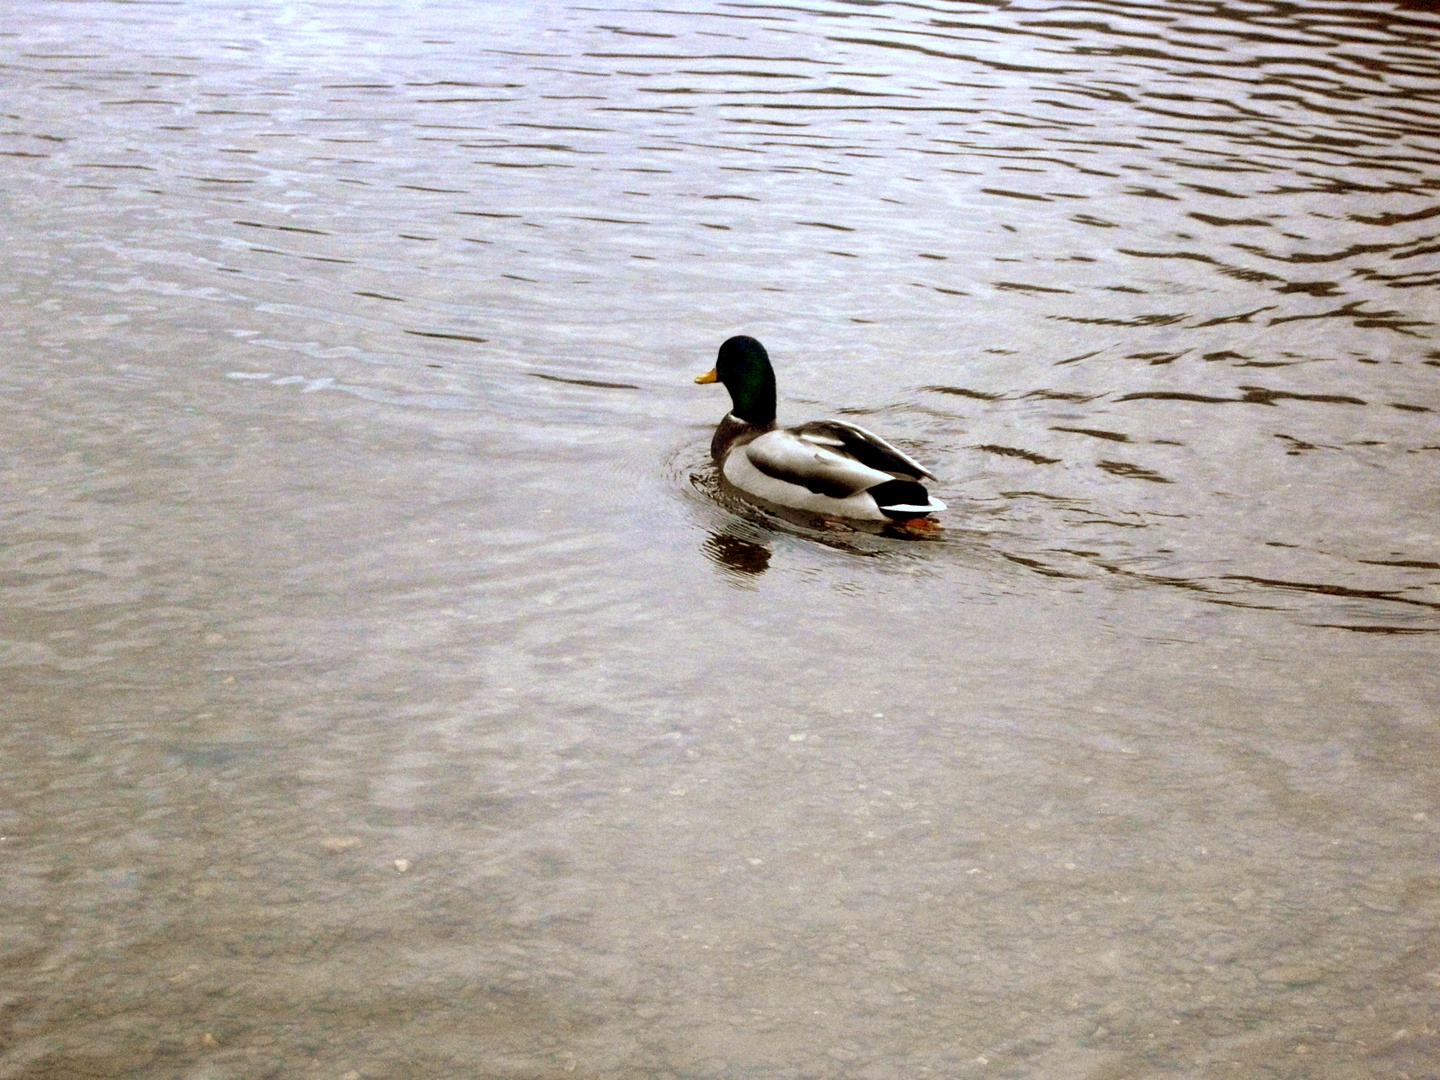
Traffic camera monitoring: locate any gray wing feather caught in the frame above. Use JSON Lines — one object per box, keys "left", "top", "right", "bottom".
{"left": 743, "top": 430, "right": 895, "bottom": 499}
{"left": 790, "top": 420, "right": 936, "bottom": 480}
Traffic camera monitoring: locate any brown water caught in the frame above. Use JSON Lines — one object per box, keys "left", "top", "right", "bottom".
{"left": 3, "top": 1, "right": 1440, "bottom": 1077}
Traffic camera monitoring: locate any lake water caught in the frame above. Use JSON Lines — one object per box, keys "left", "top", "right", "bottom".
{"left": 3, "top": 1, "right": 1439, "bottom": 1077}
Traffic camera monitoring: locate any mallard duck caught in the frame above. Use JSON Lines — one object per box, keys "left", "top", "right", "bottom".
{"left": 695, "top": 335, "right": 946, "bottom": 522}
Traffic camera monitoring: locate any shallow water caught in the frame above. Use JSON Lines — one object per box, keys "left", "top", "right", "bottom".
{"left": 2, "top": 1, "right": 1439, "bottom": 1077}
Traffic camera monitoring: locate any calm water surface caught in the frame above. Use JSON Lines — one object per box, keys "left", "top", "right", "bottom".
{"left": 3, "top": 1, "right": 1439, "bottom": 1077}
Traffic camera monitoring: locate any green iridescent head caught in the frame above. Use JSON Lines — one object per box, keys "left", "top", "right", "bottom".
{"left": 695, "top": 335, "right": 777, "bottom": 426}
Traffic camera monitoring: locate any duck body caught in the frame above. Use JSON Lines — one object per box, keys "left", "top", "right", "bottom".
{"left": 696, "top": 336, "right": 946, "bottom": 522}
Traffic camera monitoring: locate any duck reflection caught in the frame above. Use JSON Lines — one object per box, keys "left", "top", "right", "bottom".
{"left": 702, "top": 529, "right": 771, "bottom": 580}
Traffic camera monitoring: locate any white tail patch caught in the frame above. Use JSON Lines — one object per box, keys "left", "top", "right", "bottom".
{"left": 877, "top": 497, "right": 947, "bottom": 513}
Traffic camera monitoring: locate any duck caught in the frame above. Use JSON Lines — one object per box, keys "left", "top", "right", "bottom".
{"left": 694, "top": 335, "right": 946, "bottom": 523}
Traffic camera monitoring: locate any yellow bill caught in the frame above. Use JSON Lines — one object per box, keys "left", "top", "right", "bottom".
{"left": 694, "top": 368, "right": 718, "bottom": 384}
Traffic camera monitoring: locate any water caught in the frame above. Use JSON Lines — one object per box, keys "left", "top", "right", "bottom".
{"left": 2, "top": 1, "right": 1439, "bottom": 1076}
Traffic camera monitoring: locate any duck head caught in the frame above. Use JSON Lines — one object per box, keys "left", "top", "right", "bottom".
{"left": 694, "top": 335, "right": 777, "bottom": 426}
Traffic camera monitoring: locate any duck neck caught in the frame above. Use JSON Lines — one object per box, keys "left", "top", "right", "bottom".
{"left": 725, "top": 368, "right": 776, "bottom": 427}
{"left": 711, "top": 413, "right": 773, "bottom": 461}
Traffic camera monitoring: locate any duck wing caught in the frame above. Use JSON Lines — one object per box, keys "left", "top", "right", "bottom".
{"left": 742, "top": 428, "right": 896, "bottom": 499}
{"left": 788, "top": 420, "right": 937, "bottom": 481}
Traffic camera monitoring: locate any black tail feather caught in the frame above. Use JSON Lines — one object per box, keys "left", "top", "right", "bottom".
{"left": 868, "top": 479, "right": 937, "bottom": 519}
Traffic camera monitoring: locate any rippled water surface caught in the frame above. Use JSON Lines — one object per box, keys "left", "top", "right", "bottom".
{"left": 4, "top": 1, "right": 1440, "bottom": 1077}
